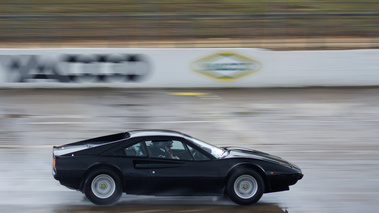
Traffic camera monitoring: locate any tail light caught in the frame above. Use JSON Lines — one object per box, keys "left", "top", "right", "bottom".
{"left": 53, "top": 152, "right": 56, "bottom": 169}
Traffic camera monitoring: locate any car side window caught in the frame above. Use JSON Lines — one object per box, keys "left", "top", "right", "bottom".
{"left": 187, "top": 145, "right": 211, "bottom": 161}
{"left": 145, "top": 140, "right": 193, "bottom": 160}
{"left": 124, "top": 142, "right": 147, "bottom": 157}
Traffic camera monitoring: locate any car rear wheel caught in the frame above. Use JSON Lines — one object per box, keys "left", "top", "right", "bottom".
{"left": 227, "top": 169, "right": 264, "bottom": 205}
{"left": 84, "top": 169, "right": 122, "bottom": 205}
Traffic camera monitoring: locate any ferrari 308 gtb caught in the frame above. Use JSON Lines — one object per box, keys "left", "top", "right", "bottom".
{"left": 53, "top": 130, "right": 303, "bottom": 205}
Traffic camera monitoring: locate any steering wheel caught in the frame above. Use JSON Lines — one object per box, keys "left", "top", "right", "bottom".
{"left": 192, "top": 149, "right": 202, "bottom": 160}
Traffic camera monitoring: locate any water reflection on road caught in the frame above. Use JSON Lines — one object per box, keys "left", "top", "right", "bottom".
{"left": 1, "top": 88, "right": 379, "bottom": 213}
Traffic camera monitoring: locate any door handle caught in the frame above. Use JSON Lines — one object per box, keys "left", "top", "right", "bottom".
{"left": 135, "top": 164, "right": 149, "bottom": 169}
{"left": 149, "top": 164, "right": 182, "bottom": 169}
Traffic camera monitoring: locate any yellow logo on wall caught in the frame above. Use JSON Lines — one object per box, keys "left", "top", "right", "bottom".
{"left": 190, "top": 51, "right": 262, "bottom": 81}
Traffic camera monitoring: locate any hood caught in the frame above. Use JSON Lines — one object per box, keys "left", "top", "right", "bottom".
{"left": 222, "top": 146, "right": 301, "bottom": 170}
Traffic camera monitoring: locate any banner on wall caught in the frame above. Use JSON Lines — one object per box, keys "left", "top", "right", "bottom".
{"left": 190, "top": 51, "right": 262, "bottom": 81}
{"left": 0, "top": 52, "right": 151, "bottom": 84}
{"left": 0, "top": 48, "right": 378, "bottom": 88}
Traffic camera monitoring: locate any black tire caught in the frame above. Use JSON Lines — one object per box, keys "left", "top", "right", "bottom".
{"left": 84, "top": 168, "right": 122, "bottom": 205}
{"left": 226, "top": 169, "right": 264, "bottom": 205}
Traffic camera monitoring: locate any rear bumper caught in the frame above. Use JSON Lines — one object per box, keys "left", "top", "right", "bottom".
{"left": 52, "top": 167, "right": 82, "bottom": 190}
{"left": 54, "top": 173, "right": 82, "bottom": 190}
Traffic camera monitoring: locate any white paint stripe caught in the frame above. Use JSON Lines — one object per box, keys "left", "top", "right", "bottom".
{"left": 28, "top": 121, "right": 214, "bottom": 125}
{"left": 27, "top": 122, "right": 96, "bottom": 125}
{"left": 124, "top": 121, "right": 214, "bottom": 124}
{"left": 0, "top": 145, "right": 54, "bottom": 149}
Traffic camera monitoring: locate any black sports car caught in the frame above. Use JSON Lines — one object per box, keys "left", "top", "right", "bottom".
{"left": 52, "top": 130, "right": 303, "bottom": 205}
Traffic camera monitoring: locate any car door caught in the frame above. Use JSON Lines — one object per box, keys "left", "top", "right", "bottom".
{"left": 114, "top": 141, "right": 152, "bottom": 195}
{"left": 145, "top": 138, "right": 222, "bottom": 196}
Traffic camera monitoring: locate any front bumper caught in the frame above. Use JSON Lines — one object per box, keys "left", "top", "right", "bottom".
{"left": 266, "top": 172, "right": 303, "bottom": 193}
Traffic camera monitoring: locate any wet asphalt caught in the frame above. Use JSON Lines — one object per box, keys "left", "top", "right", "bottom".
{"left": 0, "top": 88, "right": 378, "bottom": 213}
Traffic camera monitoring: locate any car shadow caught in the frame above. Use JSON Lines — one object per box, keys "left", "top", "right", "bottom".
{"left": 53, "top": 195, "right": 288, "bottom": 213}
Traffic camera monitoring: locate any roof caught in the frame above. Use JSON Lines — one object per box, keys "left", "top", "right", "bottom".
{"left": 128, "top": 129, "right": 186, "bottom": 138}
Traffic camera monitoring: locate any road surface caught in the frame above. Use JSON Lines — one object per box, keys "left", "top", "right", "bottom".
{"left": 0, "top": 87, "right": 378, "bottom": 213}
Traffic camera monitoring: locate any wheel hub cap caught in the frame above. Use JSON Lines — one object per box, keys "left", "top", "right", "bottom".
{"left": 91, "top": 174, "right": 116, "bottom": 199}
{"left": 234, "top": 175, "right": 258, "bottom": 199}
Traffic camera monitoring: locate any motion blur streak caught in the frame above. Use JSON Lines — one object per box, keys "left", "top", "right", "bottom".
{"left": 0, "top": 1, "right": 379, "bottom": 49}
{"left": 1, "top": 88, "right": 379, "bottom": 213}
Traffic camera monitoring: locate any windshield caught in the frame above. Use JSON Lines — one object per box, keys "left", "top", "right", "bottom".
{"left": 186, "top": 136, "right": 225, "bottom": 159}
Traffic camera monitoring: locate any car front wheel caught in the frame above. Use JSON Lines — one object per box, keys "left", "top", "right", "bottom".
{"left": 227, "top": 169, "right": 264, "bottom": 205}
{"left": 84, "top": 169, "right": 122, "bottom": 205}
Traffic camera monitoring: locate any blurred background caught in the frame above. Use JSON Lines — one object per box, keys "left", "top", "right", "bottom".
{"left": 1, "top": 1, "right": 379, "bottom": 213}
{"left": 0, "top": 0, "right": 379, "bottom": 49}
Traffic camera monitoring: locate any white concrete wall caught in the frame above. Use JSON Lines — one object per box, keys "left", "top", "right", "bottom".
{"left": 0, "top": 48, "right": 378, "bottom": 88}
